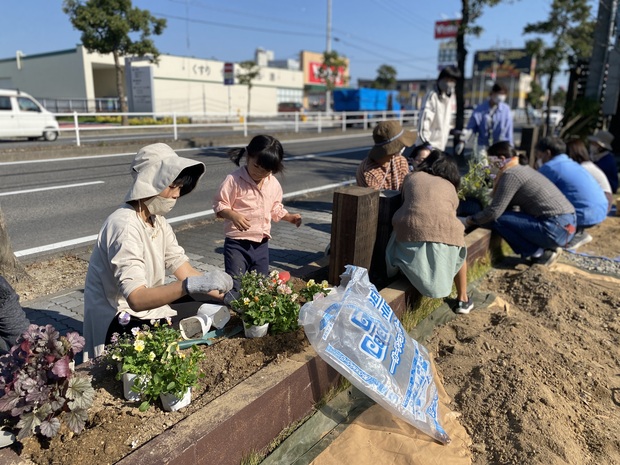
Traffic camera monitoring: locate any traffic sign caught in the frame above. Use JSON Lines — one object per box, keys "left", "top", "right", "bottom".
{"left": 224, "top": 62, "right": 234, "bottom": 85}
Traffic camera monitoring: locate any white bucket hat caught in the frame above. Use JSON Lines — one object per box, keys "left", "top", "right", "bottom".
{"left": 124, "top": 143, "right": 206, "bottom": 202}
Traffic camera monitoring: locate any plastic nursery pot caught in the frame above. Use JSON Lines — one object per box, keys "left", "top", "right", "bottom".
{"left": 179, "top": 314, "right": 213, "bottom": 340}
{"left": 243, "top": 321, "right": 269, "bottom": 338}
{"left": 197, "top": 303, "right": 231, "bottom": 329}
{"left": 160, "top": 388, "right": 192, "bottom": 412}
{"left": 122, "top": 373, "right": 141, "bottom": 402}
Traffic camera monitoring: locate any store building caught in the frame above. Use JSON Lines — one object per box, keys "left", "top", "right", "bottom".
{"left": 0, "top": 45, "right": 305, "bottom": 115}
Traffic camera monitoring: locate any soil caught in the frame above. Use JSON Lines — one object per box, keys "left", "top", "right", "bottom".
{"left": 4, "top": 215, "right": 620, "bottom": 465}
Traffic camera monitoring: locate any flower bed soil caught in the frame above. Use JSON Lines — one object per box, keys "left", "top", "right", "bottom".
{"left": 18, "top": 324, "right": 309, "bottom": 465}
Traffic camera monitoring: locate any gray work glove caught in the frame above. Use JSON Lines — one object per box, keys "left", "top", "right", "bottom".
{"left": 454, "top": 142, "right": 465, "bottom": 157}
{"left": 184, "top": 271, "right": 234, "bottom": 301}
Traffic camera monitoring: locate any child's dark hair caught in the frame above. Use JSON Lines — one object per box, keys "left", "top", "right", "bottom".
{"left": 229, "top": 135, "right": 285, "bottom": 174}
{"left": 411, "top": 143, "right": 432, "bottom": 160}
{"left": 415, "top": 150, "right": 461, "bottom": 190}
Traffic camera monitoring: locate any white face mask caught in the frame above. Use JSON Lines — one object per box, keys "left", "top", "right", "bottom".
{"left": 143, "top": 195, "right": 177, "bottom": 216}
{"left": 495, "top": 94, "right": 507, "bottom": 103}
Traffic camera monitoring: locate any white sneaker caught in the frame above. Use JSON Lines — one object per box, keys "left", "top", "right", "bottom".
{"left": 456, "top": 298, "right": 474, "bottom": 314}
{"left": 566, "top": 232, "right": 593, "bottom": 250}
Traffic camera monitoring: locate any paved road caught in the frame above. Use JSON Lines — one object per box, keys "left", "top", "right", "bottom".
{"left": 1, "top": 134, "right": 370, "bottom": 258}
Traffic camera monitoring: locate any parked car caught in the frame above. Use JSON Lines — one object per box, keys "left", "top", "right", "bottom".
{"left": 278, "top": 102, "right": 304, "bottom": 113}
{"left": 0, "top": 89, "right": 59, "bottom": 141}
{"left": 541, "top": 106, "right": 564, "bottom": 127}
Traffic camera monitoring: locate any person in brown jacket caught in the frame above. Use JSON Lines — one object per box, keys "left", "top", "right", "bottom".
{"left": 386, "top": 150, "right": 473, "bottom": 314}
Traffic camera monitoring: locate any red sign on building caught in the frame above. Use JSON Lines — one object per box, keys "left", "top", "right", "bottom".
{"left": 434, "top": 20, "right": 461, "bottom": 39}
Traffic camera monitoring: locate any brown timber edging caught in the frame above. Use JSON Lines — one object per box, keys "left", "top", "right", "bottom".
{"left": 0, "top": 229, "right": 492, "bottom": 465}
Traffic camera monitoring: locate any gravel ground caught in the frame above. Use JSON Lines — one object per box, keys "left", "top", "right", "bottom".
{"left": 560, "top": 249, "right": 620, "bottom": 278}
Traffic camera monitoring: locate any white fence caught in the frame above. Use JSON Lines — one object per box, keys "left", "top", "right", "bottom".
{"left": 55, "top": 110, "right": 422, "bottom": 147}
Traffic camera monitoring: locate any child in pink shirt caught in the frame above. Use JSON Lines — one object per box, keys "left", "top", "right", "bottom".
{"left": 213, "top": 135, "right": 302, "bottom": 304}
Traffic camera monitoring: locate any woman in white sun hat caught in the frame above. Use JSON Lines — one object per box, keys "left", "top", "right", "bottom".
{"left": 83, "top": 143, "right": 233, "bottom": 361}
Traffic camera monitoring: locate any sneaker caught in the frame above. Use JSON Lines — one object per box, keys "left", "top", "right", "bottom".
{"left": 535, "top": 247, "right": 562, "bottom": 266}
{"left": 456, "top": 298, "right": 474, "bottom": 314}
{"left": 566, "top": 231, "right": 593, "bottom": 250}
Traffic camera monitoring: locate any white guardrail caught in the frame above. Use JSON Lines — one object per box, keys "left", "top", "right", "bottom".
{"left": 54, "top": 110, "right": 422, "bottom": 147}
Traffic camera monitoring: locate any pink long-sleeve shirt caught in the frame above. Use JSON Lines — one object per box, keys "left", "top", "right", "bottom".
{"left": 213, "top": 166, "right": 288, "bottom": 242}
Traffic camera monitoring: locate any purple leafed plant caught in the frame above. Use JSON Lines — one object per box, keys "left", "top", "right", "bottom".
{"left": 0, "top": 324, "right": 95, "bottom": 440}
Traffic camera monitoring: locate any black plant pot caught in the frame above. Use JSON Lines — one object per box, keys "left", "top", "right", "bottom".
{"left": 457, "top": 197, "right": 483, "bottom": 217}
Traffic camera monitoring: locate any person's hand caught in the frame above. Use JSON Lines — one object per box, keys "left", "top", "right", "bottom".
{"left": 229, "top": 211, "right": 252, "bottom": 231}
{"left": 184, "top": 271, "right": 234, "bottom": 300}
{"left": 285, "top": 213, "right": 302, "bottom": 227}
{"left": 455, "top": 142, "right": 465, "bottom": 156}
{"left": 457, "top": 216, "right": 469, "bottom": 228}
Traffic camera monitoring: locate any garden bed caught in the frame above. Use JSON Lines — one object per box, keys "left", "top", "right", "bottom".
{"left": 1, "top": 230, "right": 493, "bottom": 465}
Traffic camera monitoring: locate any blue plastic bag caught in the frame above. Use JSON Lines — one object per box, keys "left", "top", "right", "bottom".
{"left": 298, "top": 265, "right": 450, "bottom": 444}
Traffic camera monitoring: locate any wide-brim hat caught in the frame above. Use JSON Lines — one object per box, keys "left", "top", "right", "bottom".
{"left": 368, "top": 120, "right": 416, "bottom": 160}
{"left": 588, "top": 130, "right": 614, "bottom": 151}
{"left": 124, "top": 143, "right": 206, "bottom": 202}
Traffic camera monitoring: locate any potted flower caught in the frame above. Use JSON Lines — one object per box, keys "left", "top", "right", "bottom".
{"left": 0, "top": 324, "right": 95, "bottom": 440}
{"left": 230, "top": 270, "right": 330, "bottom": 337}
{"left": 105, "top": 320, "right": 204, "bottom": 412}
{"left": 457, "top": 160, "right": 493, "bottom": 216}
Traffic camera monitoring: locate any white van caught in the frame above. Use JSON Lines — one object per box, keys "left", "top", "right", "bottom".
{"left": 0, "top": 89, "right": 59, "bottom": 141}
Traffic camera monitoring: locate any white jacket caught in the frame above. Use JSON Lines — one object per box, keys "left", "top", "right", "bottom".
{"left": 416, "top": 88, "right": 455, "bottom": 151}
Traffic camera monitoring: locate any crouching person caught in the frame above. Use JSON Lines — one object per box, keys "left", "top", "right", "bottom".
{"left": 386, "top": 150, "right": 473, "bottom": 314}
{"left": 83, "top": 143, "right": 233, "bottom": 361}
{"left": 462, "top": 141, "right": 577, "bottom": 266}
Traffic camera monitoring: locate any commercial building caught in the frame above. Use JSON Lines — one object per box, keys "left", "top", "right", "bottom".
{"left": 0, "top": 46, "right": 351, "bottom": 115}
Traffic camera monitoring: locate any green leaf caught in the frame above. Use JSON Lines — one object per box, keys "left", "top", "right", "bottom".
{"left": 66, "top": 408, "right": 88, "bottom": 434}
{"left": 16, "top": 411, "right": 39, "bottom": 440}
{"left": 66, "top": 375, "right": 96, "bottom": 410}
{"left": 139, "top": 401, "right": 150, "bottom": 412}
{"left": 39, "top": 417, "right": 61, "bottom": 438}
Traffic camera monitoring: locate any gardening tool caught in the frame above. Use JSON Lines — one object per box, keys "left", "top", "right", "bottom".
{"left": 178, "top": 325, "right": 243, "bottom": 349}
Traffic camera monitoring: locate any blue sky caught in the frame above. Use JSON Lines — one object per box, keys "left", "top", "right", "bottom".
{"left": 1, "top": 0, "right": 598, "bottom": 86}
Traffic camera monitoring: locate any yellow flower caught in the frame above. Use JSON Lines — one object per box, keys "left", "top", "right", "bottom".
{"left": 243, "top": 297, "right": 250, "bottom": 305}
{"left": 148, "top": 351, "right": 156, "bottom": 361}
{"left": 134, "top": 340, "right": 145, "bottom": 352}
{"left": 254, "top": 296, "right": 260, "bottom": 302}
{"left": 321, "top": 280, "right": 329, "bottom": 289}
{"left": 306, "top": 279, "right": 316, "bottom": 287}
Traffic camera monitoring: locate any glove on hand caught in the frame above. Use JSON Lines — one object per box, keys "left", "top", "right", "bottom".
{"left": 457, "top": 216, "right": 469, "bottom": 228}
{"left": 454, "top": 142, "right": 465, "bottom": 156}
{"left": 184, "top": 271, "right": 233, "bottom": 300}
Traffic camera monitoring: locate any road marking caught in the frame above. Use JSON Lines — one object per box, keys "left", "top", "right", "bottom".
{"left": 0, "top": 181, "right": 104, "bottom": 197}
{"left": 13, "top": 180, "right": 356, "bottom": 257}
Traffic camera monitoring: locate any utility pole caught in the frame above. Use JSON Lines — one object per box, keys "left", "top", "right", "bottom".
{"left": 325, "top": 0, "right": 332, "bottom": 113}
{"left": 586, "top": 0, "right": 616, "bottom": 100}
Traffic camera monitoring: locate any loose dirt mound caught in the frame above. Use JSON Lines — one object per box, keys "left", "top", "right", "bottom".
{"left": 429, "top": 263, "right": 620, "bottom": 465}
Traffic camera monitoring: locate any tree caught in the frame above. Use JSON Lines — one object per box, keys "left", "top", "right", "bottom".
{"left": 317, "top": 50, "right": 348, "bottom": 112}
{"left": 372, "top": 65, "right": 397, "bottom": 90}
{"left": 63, "top": 0, "right": 166, "bottom": 125}
{"left": 455, "top": 0, "right": 506, "bottom": 133}
{"left": 236, "top": 61, "right": 261, "bottom": 119}
{"left": 526, "top": 79, "right": 545, "bottom": 109}
{"left": 551, "top": 87, "right": 567, "bottom": 107}
{"left": 524, "top": 0, "right": 594, "bottom": 134}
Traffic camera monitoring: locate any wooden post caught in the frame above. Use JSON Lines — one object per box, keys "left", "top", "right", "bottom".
{"left": 519, "top": 125, "right": 540, "bottom": 167}
{"left": 369, "top": 189, "right": 402, "bottom": 289}
{"left": 328, "top": 186, "right": 379, "bottom": 286}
